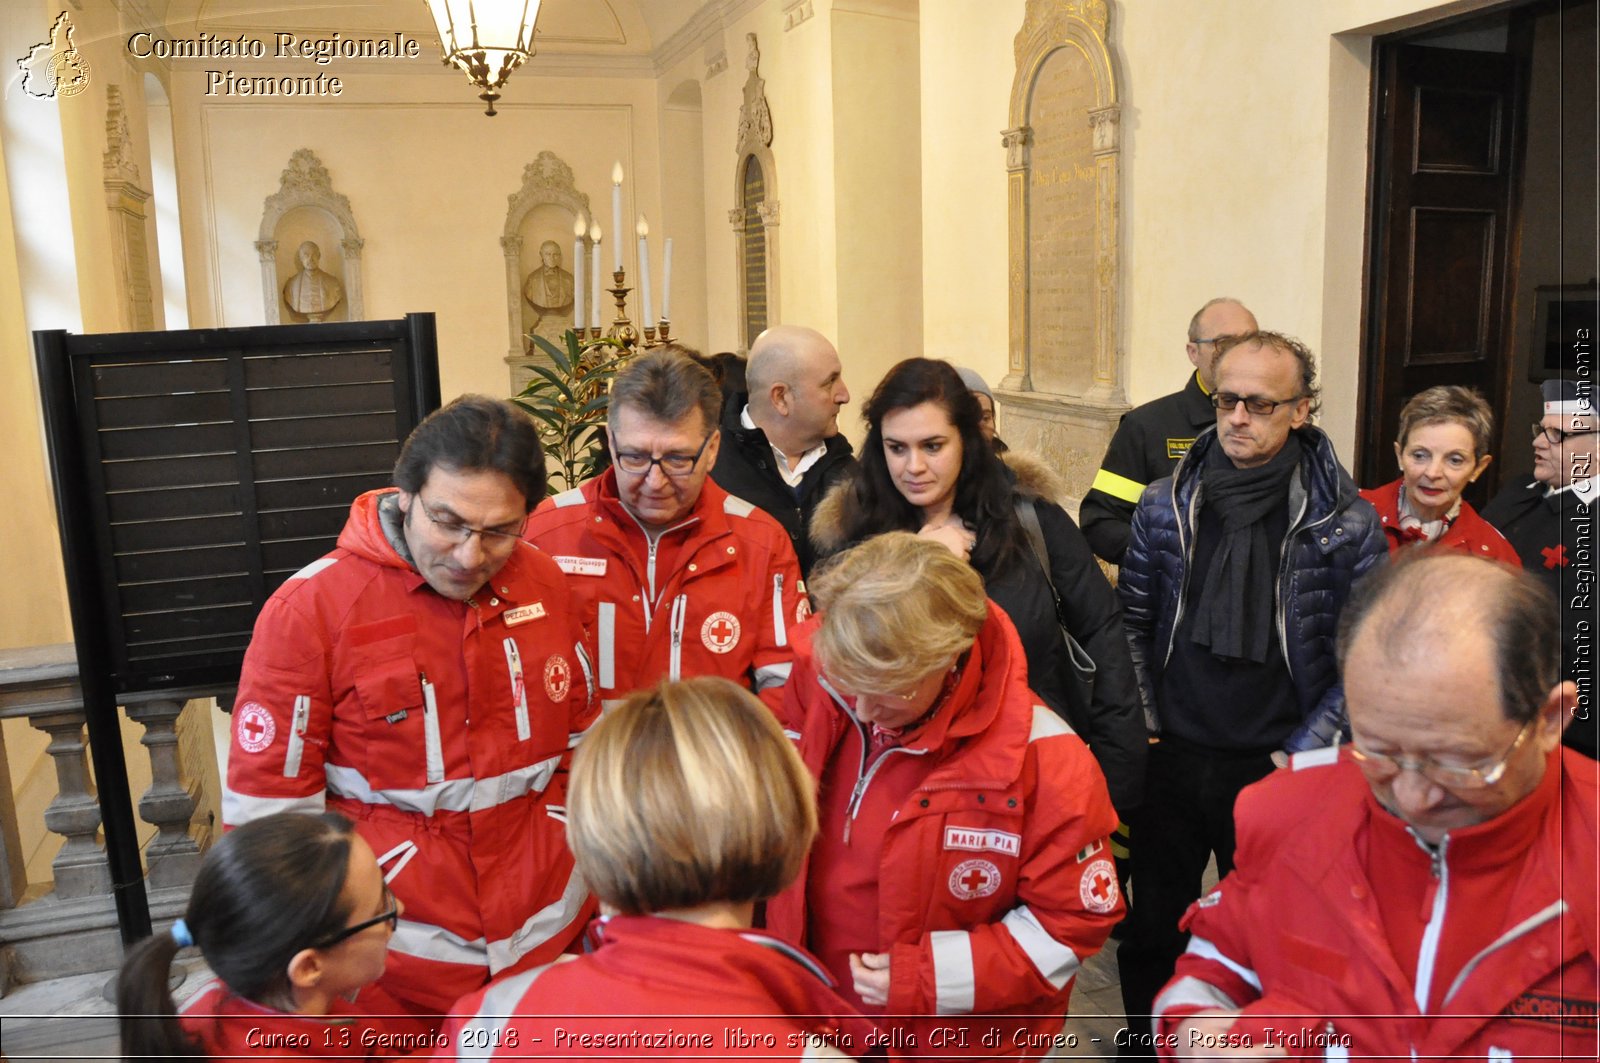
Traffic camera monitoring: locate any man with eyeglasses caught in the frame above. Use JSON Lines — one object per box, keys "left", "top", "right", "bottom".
{"left": 1115, "top": 331, "right": 1386, "bottom": 1050}
{"left": 226, "top": 395, "right": 599, "bottom": 1019}
{"left": 1150, "top": 553, "right": 1597, "bottom": 1061}
{"left": 524, "top": 347, "right": 805, "bottom": 712}
{"left": 1081, "top": 298, "right": 1258, "bottom": 564}
{"left": 1482, "top": 377, "right": 1598, "bottom": 759}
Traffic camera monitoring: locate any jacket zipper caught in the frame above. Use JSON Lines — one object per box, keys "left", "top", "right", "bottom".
{"left": 419, "top": 671, "right": 444, "bottom": 784}
{"left": 772, "top": 573, "right": 787, "bottom": 647}
{"left": 283, "top": 695, "right": 310, "bottom": 778}
{"left": 1163, "top": 479, "right": 1201, "bottom": 668}
{"left": 668, "top": 594, "right": 688, "bottom": 679}
{"left": 504, "top": 638, "right": 530, "bottom": 741}
{"left": 1274, "top": 486, "right": 1314, "bottom": 682}
{"left": 1412, "top": 835, "right": 1450, "bottom": 1012}
{"left": 837, "top": 709, "right": 931, "bottom": 844}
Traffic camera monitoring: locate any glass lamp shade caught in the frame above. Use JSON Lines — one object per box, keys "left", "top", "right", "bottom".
{"left": 423, "top": 0, "right": 542, "bottom": 115}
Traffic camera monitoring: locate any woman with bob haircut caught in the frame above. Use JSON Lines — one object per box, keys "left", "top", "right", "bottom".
{"left": 766, "top": 533, "right": 1123, "bottom": 1059}
{"left": 432, "top": 676, "right": 879, "bottom": 1060}
{"left": 117, "top": 811, "right": 405, "bottom": 1061}
{"left": 1360, "top": 385, "right": 1519, "bottom": 563}
{"left": 810, "top": 358, "right": 1144, "bottom": 819}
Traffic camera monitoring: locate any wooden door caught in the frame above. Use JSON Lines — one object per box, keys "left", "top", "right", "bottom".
{"left": 1359, "top": 41, "right": 1529, "bottom": 499}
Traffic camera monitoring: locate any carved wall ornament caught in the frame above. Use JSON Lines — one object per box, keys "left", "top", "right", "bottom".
{"left": 733, "top": 33, "right": 780, "bottom": 345}
{"left": 501, "top": 150, "right": 594, "bottom": 385}
{"left": 102, "top": 85, "right": 139, "bottom": 183}
{"left": 999, "top": 0, "right": 1126, "bottom": 502}
{"left": 257, "top": 149, "right": 364, "bottom": 324}
{"left": 783, "top": 0, "right": 816, "bottom": 31}
{"left": 706, "top": 50, "right": 729, "bottom": 79}
{"left": 736, "top": 33, "right": 773, "bottom": 155}
{"left": 102, "top": 84, "right": 154, "bottom": 331}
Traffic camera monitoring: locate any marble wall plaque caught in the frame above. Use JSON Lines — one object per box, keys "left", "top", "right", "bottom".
{"left": 1026, "top": 45, "right": 1097, "bottom": 396}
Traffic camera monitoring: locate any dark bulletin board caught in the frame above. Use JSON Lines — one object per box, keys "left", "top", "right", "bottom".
{"left": 36, "top": 314, "right": 441, "bottom": 696}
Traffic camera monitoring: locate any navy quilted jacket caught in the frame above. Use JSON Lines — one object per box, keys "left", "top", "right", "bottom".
{"left": 1118, "top": 426, "right": 1387, "bottom": 752}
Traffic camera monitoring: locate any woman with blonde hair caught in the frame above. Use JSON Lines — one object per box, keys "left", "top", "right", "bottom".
{"left": 1360, "top": 385, "right": 1519, "bottom": 563}
{"left": 433, "top": 677, "right": 877, "bottom": 1060}
{"left": 767, "top": 533, "right": 1122, "bottom": 1059}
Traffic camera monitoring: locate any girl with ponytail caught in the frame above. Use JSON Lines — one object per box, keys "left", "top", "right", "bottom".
{"left": 117, "top": 811, "right": 404, "bottom": 1060}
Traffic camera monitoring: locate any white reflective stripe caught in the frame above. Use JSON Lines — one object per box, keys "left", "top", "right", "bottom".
{"left": 803, "top": 1045, "right": 855, "bottom": 1061}
{"left": 454, "top": 966, "right": 550, "bottom": 1061}
{"left": 1290, "top": 745, "right": 1341, "bottom": 771}
{"left": 1030, "top": 704, "right": 1075, "bottom": 742}
{"left": 575, "top": 641, "right": 595, "bottom": 709}
{"left": 772, "top": 573, "right": 788, "bottom": 647}
{"left": 929, "top": 929, "right": 976, "bottom": 1014}
{"left": 551, "top": 487, "right": 585, "bottom": 508}
{"left": 375, "top": 839, "right": 420, "bottom": 884}
{"left": 1487, "top": 1048, "right": 1513, "bottom": 1061}
{"left": 389, "top": 917, "right": 488, "bottom": 968}
{"left": 754, "top": 661, "right": 792, "bottom": 690}
{"left": 1325, "top": 1045, "right": 1349, "bottom": 1061}
{"left": 177, "top": 978, "right": 223, "bottom": 1015}
{"left": 546, "top": 805, "right": 567, "bottom": 823}
{"left": 601, "top": 698, "right": 626, "bottom": 712}
{"left": 1444, "top": 899, "right": 1565, "bottom": 1005}
{"left": 420, "top": 674, "right": 445, "bottom": 784}
{"left": 783, "top": 729, "right": 802, "bottom": 741}
{"left": 288, "top": 556, "right": 338, "bottom": 581}
{"left": 1184, "top": 935, "right": 1262, "bottom": 992}
{"left": 1152, "top": 975, "right": 1241, "bottom": 1018}
{"left": 669, "top": 594, "right": 688, "bottom": 680}
{"left": 723, "top": 494, "right": 756, "bottom": 517}
{"left": 1000, "top": 905, "right": 1081, "bottom": 990}
{"left": 469, "top": 756, "right": 561, "bottom": 813}
{"left": 325, "top": 763, "right": 476, "bottom": 815}
{"left": 597, "top": 602, "right": 616, "bottom": 689}
{"left": 504, "top": 638, "right": 530, "bottom": 742}
{"left": 485, "top": 861, "right": 592, "bottom": 972}
{"left": 283, "top": 695, "right": 310, "bottom": 778}
{"left": 221, "top": 785, "right": 324, "bottom": 826}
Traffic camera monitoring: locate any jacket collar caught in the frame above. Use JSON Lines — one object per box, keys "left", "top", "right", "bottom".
{"left": 1182, "top": 371, "right": 1217, "bottom": 428}
{"left": 1173, "top": 425, "right": 1359, "bottom": 524}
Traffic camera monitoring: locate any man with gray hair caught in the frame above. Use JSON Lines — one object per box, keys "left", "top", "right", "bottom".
{"left": 712, "top": 324, "right": 855, "bottom": 576}
{"left": 1151, "top": 553, "right": 1597, "bottom": 1060}
{"left": 1082, "top": 298, "right": 1258, "bottom": 563}
{"left": 524, "top": 347, "right": 805, "bottom": 711}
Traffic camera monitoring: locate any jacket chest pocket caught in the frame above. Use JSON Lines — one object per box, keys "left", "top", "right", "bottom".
{"left": 346, "top": 631, "right": 438, "bottom": 793}
{"left": 930, "top": 819, "right": 1025, "bottom": 919}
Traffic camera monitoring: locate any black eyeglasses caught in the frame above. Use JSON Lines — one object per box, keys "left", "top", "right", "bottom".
{"left": 1190, "top": 334, "right": 1239, "bottom": 348}
{"left": 614, "top": 432, "right": 713, "bottom": 478}
{"left": 419, "top": 500, "right": 524, "bottom": 546}
{"left": 1531, "top": 422, "right": 1598, "bottom": 445}
{"left": 1211, "top": 392, "right": 1303, "bottom": 417}
{"left": 312, "top": 884, "right": 399, "bottom": 948}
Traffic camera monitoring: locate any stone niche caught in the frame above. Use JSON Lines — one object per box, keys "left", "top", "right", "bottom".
{"left": 502, "top": 151, "right": 593, "bottom": 391}
{"left": 256, "top": 149, "right": 364, "bottom": 325}
{"left": 1000, "top": 0, "right": 1126, "bottom": 511}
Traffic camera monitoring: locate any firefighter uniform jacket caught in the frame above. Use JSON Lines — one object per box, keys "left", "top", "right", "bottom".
{"left": 225, "top": 490, "right": 598, "bottom": 1014}
{"left": 522, "top": 470, "right": 805, "bottom": 709}
{"left": 1153, "top": 747, "right": 1600, "bottom": 1060}
{"left": 767, "top": 604, "right": 1122, "bottom": 1058}
{"left": 1080, "top": 372, "right": 1215, "bottom": 564}
{"left": 430, "top": 915, "right": 881, "bottom": 1060}
{"left": 179, "top": 977, "right": 408, "bottom": 1060}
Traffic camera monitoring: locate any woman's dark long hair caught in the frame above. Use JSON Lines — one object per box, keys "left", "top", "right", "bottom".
{"left": 117, "top": 812, "right": 358, "bottom": 1061}
{"left": 841, "top": 358, "right": 1027, "bottom": 573}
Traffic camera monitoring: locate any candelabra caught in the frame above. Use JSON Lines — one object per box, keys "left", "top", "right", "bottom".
{"left": 579, "top": 267, "right": 672, "bottom": 350}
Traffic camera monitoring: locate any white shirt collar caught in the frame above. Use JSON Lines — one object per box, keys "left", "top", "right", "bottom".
{"left": 740, "top": 404, "right": 827, "bottom": 488}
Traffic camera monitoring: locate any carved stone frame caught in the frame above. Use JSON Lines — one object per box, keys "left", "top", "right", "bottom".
{"left": 502, "top": 151, "right": 593, "bottom": 389}
{"left": 255, "top": 149, "right": 364, "bottom": 325}
{"left": 731, "top": 33, "right": 779, "bottom": 349}
{"left": 1002, "top": 0, "right": 1121, "bottom": 405}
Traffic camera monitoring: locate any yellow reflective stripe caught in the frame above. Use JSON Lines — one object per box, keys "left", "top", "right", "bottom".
{"left": 1092, "top": 468, "right": 1147, "bottom": 504}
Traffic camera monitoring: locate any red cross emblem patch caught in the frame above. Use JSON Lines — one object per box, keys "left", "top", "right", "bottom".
{"left": 701, "top": 611, "right": 741, "bottom": 654}
{"left": 948, "top": 858, "right": 1001, "bottom": 900}
{"left": 1079, "top": 858, "right": 1120, "bottom": 913}
{"left": 544, "top": 654, "right": 571, "bottom": 701}
{"left": 235, "top": 702, "right": 276, "bottom": 754}
{"left": 1542, "top": 544, "right": 1568, "bottom": 569}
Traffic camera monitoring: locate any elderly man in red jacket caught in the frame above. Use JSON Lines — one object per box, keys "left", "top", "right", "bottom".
{"left": 1151, "top": 552, "right": 1598, "bottom": 1061}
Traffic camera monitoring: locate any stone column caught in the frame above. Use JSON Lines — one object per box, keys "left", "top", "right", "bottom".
{"left": 30, "top": 709, "right": 111, "bottom": 899}
{"left": 124, "top": 697, "right": 201, "bottom": 890}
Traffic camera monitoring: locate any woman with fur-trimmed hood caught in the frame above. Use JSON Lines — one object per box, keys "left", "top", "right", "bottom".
{"left": 809, "top": 358, "right": 1145, "bottom": 816}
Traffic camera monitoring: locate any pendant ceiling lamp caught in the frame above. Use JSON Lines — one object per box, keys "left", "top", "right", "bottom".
{"left": 423, "top": 0, "right": 542, "bottom": 116}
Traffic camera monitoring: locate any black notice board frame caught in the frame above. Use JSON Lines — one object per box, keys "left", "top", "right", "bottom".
{"left": 34, "top": 314, "right": 440, "bottom": 943}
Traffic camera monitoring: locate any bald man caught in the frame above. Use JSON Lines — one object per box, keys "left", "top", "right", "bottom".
{"left": 711, "top": 325, "right": 855, "bottom": 577}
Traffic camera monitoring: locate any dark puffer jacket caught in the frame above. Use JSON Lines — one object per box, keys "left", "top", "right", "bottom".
{"left": 1119, "top": 426, "right": 1387, "bottom": 752}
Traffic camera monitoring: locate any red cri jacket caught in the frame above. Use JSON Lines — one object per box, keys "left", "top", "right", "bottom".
{"left": 522, "top": 471, "right": 805, "bottom": 709}
{"left": 430, "top": 915, "right": 883, "bottom": 1060}
{"left": 1360, "top": 479, "right": 1521, "bottom": 565}
{"left": 766, "top": 604, "right": 1123, "bottom": 1059}
{"left": 225, "top": 490, "right": 599, "bottom": 1014}
{"left": 1153, "top": 746, "right": 1599, "bottom": 1060}
{"left": 179, "top": 977, "right": 410, "bottom": 1060}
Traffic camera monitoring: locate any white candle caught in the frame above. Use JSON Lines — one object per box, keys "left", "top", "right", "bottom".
{"left": 636, "top": 215, "right": 653, "bottom": 328}
{"left": 572, "top": 214, "right": 586, "bottom": 331}
{"left": 611, "top": 162, "right": 624, "bottom": 272}
{"left": 660, "top": 237, "right": 673, "bottom": 322}
{"left": 589, "top": 224, "right": 603, "bottom": 330}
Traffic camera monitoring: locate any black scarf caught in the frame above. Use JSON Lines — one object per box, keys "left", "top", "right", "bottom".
{"left": 1189, "top": 433, "right": 1303, "bottom": 663}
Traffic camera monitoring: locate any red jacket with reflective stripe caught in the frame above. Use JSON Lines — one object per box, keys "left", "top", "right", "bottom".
{"left": 1154, "top": 748, "right": 1599, "bottom": 1059}
{"left": 521, "top": 471, "right": 804, "bottom": 708}
{"left": 766, "top": 605, "right": 1122, "bottom": 1058}
{"left": 179, "top": 978, "right": 408, "bottom": 1060}
{"left": 225, "top": 490, "right": 599, "bottom": 1013}
{"left": 430, "top": 915, "right": 881, "bottom": 1060}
